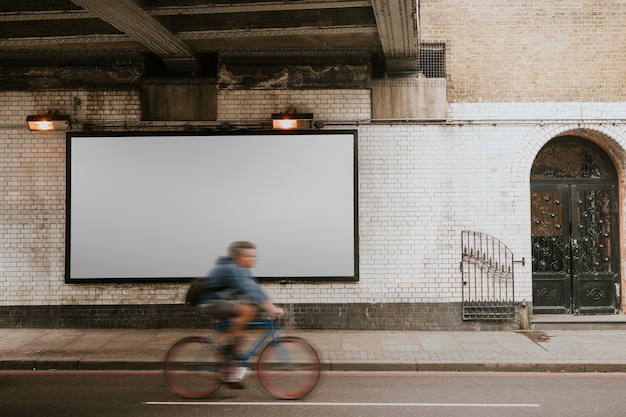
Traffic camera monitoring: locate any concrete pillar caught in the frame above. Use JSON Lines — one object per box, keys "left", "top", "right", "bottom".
{"left": 371, "top": 77, "right": 447, "bottom": 120}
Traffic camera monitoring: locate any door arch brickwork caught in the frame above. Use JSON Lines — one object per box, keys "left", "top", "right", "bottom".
{"left": 531, "top": 136, "right": 620, "bottom": 314}
{"left": 512, "top": 111, "right": 626, "bottom": 313}
{"left": 511, "top": 110, "right": 626, "bottom": 185}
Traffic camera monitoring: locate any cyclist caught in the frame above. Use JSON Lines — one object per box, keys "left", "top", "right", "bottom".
{"left": 196, "top": 241, "right": 284, "bottom": 387}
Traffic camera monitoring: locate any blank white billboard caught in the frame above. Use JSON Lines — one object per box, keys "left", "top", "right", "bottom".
{"left": 66, "top": 131, "right": 357, "bottom": 282}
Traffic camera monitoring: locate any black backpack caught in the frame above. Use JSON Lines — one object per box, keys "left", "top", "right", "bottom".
{"left": 185, "top": 277, "right": 206, "bottom": 306}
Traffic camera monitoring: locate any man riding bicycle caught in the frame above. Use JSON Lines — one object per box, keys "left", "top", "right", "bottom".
{"left": 196, "top": 241, "right": 284, "bottom": 386}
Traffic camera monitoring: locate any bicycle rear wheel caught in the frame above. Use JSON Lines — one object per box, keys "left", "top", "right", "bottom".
{"left": 163, "top": 336, "right": 223, "bottom": 398}
{"left": 257, "top": 336, "right": 321, "bottom": 399}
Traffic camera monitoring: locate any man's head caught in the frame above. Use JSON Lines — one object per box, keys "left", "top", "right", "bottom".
{"left": 229, "top": 241, "right": 258, "bottom": 268}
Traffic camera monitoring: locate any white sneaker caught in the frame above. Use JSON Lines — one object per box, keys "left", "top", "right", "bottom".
{"left": 225, "top": 366, "right": 247, "bottom": 383}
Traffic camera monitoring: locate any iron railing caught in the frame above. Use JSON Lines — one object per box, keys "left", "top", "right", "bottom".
{"left": 461, "top": 231, "right": 517, "bottom": 320}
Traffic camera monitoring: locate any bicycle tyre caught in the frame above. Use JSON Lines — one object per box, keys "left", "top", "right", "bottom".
{"left": 163, "top": 336, "right": 223, "bottom": 398}
{"left": 256, "top": 336, "right": 321, "bottom": 400}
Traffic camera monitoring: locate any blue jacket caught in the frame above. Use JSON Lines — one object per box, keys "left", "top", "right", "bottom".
{"left": 198, "top": 256, "right": 269, "bottom": 304}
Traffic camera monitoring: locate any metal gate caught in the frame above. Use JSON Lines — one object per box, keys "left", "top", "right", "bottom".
{"left": 531, "top": 183, "right": 620, "bottom": 314}
{"left": 461, "top": 231, "right": 517, "bottom": 320}
{"left": 531, "top": 136, "right": 620, "bottom": 315}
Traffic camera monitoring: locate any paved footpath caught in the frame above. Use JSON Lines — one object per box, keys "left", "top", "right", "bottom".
{"left": 1, "top": 328, "right": 626, "bottom": 372}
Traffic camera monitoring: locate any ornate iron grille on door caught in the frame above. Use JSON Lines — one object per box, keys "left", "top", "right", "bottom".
{"left": 461, "top": 231, "right": 518, "bottom": 320}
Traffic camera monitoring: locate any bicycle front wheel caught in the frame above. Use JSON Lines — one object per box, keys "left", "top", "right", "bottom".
{"left": 257, "top": 336, "right": 321, "bottom": 399}
{"left": 163, "top": 336, "right": 223, "bottom": 398}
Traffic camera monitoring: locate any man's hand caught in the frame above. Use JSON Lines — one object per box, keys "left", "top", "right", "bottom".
{"left": 262, "top": 302, "right": 284, "bottom": 318}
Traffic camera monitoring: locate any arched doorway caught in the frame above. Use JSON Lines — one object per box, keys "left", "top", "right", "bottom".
{"left": 531, "top": 136, "right": 620, "bottom": 315}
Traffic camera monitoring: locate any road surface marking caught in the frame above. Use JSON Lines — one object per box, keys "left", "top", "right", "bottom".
{"left": 145, "top": 401, "right": 539, "bottom": 408}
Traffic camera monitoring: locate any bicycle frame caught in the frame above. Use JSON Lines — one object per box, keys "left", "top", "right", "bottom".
{"left": 213, "top": 319, "right": 280, "bottom": 367}
{"left": 164, "top": 318, "right": 321, "bottom": 399}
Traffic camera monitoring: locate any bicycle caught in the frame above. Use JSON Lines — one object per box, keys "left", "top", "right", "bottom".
{"left": 163, "top": 318, "right": 322, "bottom": 400}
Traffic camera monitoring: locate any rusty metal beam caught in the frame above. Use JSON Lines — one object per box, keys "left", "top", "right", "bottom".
{"left": 147, "top": 0, "right": 372, "bottom": 15}
{"left": 0, "top": 1, "right": 371, "bottom": 21}
{"left": 70, "top": 0, "right": 197, "bottom": 71}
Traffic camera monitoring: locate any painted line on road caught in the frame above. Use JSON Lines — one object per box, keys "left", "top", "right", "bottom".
{"left": 145, "top": 401, "right": 540, "bottom": 408}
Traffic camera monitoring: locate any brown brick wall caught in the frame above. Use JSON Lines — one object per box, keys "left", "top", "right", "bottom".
{"left": 420, "top": 0, "right": 626, "bottom": 102}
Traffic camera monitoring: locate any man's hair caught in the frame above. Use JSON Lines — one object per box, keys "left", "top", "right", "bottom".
{"left": 228, "top": 241, "right": 256, "bottom": 258}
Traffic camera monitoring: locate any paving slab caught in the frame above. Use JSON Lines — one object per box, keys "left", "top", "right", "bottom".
{"left": 1, "top": 328, "right": 626, "bottom": 372}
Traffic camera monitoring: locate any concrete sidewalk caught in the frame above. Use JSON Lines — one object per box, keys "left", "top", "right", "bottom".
{"left": 1, "top": 328, "right": 626, "bottom": 372}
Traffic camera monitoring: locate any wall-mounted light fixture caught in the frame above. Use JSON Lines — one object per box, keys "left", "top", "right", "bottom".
{"left": 26, "top": 113, "right": 72, "bottom": 131}
{"left": 271, "top": 112, "right": 313, "bottom": 130}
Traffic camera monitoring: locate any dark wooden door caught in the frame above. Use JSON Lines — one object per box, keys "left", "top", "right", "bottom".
{"left": 530, "top": 136, "right": 620, "bottom": 315}
{"left": 570, "top": 183, "right": 619, "bottom": 314}
{"left": 531, "top": 184, "right": 571, "bottom": 313}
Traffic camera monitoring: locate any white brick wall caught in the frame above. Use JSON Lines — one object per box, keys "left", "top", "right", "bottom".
{"left": 2, "top": 90, "right": 625, "bottom": 309}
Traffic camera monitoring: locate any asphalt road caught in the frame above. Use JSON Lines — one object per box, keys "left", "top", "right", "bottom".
{"left": 2, "top": 371, "right": 626, "bottom": 417}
